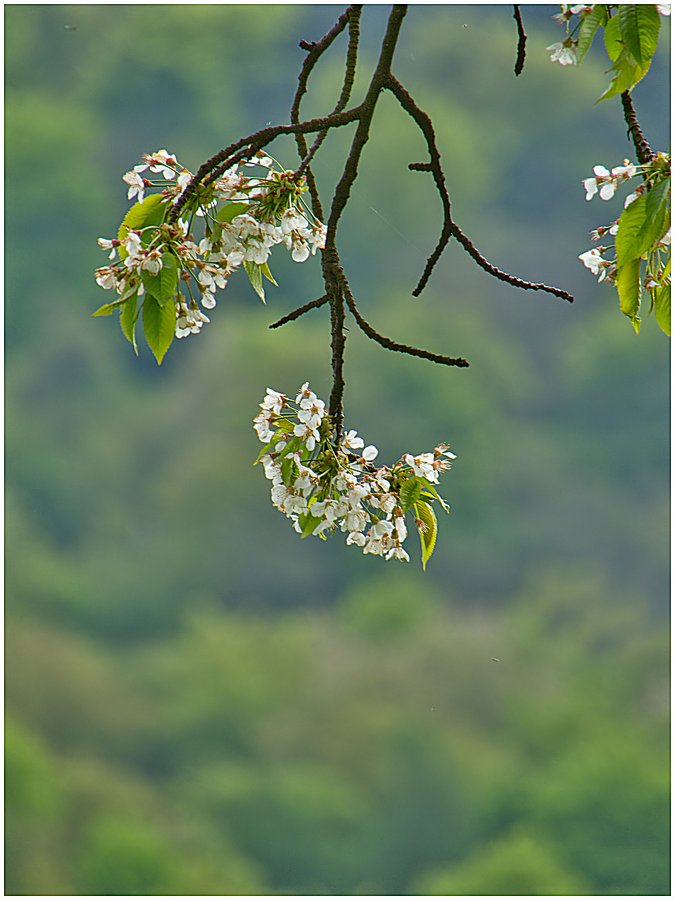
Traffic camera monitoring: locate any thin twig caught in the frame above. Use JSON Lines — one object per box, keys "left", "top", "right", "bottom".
{"left": 167, "top": 105, "right": 363, "bottom": 223}
{"left": 323, "top": 5, "right": 408, "bottom": 439}
{"left": 268, "top": 295, "right": 329, "bottom": 329}
{"left": 290, "top": 6, "right": 358, "bottom": 219}
{"left": 341, "top": 276, "right": 470, "bottom": 368}
{"left": 296, "top": 7, "right": 363, "bottom": 184}
{"left": 621, "top": 91, "right": 656, "bottom": 169}
{"left": 513, "top": 5, "right": 527, "bottom": 76}
{"left": 388, "top": 74, "right": 574, "bottom": 303}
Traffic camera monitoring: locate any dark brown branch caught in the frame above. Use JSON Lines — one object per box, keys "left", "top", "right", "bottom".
{"left": 386, "top": 74, "right": 574, "bottom": 303}
{"left": 166, "top": 105, "right": 363, "bottom": 223}
{"left": 268, "top": 294, "right": 329, "bottom": 329}
{"left": 621, "top": 91, "right": 656, "bottom": 168}
{"left": 513, "top": 5, "right": 527, "bottom": 76}
{"left": 296, "top": 7, "right": 362, "bottom": 184}
{"left": 323, "top": 5, "right": 408, "bottom": 440}
{"left": 290, "top": 6, "right": 358, "bottom": 219}
{"left": 341, "top": 276, "right": 470, "bottom": 368}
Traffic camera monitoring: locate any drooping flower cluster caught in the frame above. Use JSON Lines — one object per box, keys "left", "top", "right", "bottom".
{"left": 582, "top": 162, "right": 638, "bottom": 202}
{"left": 94, "top": 149, "right": 326, "bottom": 358}
{"left": 547, "top": 4, "right": 670, "bottom": 68}
{"left": 546, "top": 4, "right": 592, "bottom": 65}
{"left": 576, "top": 152, "right": 671, "bottom": 334}
{"left": 253, "top": 384, "right": 456, "bottom": 568}
{"left": 578, "top": 156, "right": 670, "bottom": 286}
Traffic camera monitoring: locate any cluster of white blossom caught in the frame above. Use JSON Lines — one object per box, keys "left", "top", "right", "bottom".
{"left": 95, "top": 149, "right": 326, "bottom": 340}
{"left": 547, "top": 5, "right": 670, "bottom": 68}
{"left": 546, "top": 4, "right": 591, "bottom": 65}
{"left": 253, "top": 384, "right": 455, "bottom": 565}
{"left": 577, "top": 158, "right": 671, "bottom": 283}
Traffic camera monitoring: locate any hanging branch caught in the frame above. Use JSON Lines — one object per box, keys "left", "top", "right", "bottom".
{"left": 269, "top": 294, "right": 329, "bottom": 329}
{"left": 385, "top": 74, "right": 574, "bottom": 303}
{"left": 620, "top": 91, "right": 656, "bottom": 169}
{"left": 513, "top": 5, "right": 527, "bottom": 76}
{"left": 161, "top": 2, "right": 573, "bottom": 440}
{"left": 290, "top": 5, "right": 361, "bottom": 219}
{"left": 341, "top": 275, "right": 469, "bottom": 368}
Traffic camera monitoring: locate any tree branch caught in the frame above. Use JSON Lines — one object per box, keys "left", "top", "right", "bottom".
{"left": 386, "top": 73, "right": 574, "bottom": 303}
{"left": 621, "top": 91, "right": 656, "bottom": 169}
{"left": 290, "top": 6, "right": 360, "bottom": 220}
{"left": 268, "top": 294, "right": 329, "bottom": 329}
{"left": 513, "top": 5, "right": 527, "bottom": 76}
{"left": 341, "top": 276, "right": 470, "bottom": 368}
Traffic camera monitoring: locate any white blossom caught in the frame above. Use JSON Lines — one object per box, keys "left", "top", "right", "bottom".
{"left": 546, "top": 40, "right": 578, "bottom": 65}
{"left": 123, "top": 170, "right": 145, "bottom": 202}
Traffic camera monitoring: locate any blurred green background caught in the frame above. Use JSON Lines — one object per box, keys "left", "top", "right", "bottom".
{"left": 5, "top": 4, "right": 670, "bottom": 895}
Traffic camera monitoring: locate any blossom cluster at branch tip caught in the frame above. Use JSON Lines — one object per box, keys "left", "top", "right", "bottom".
{"left": 546, "top": 38, "right": 578, "bottom": 66}
{"left": 577, "top": 153, "right": 671, "bottom": 322}
{"left": 253, "top": 384, "right": 456, "bottom": 566}
{"left": 95, "top": 149, "right": 327, "bottom": 341}
{"left": 582, "top": 161, "right": 638, "bottom": 202}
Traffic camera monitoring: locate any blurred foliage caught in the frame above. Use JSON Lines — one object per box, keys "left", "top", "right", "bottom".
{"left": 5, "top": 4, "right": 670, "bottom": 895}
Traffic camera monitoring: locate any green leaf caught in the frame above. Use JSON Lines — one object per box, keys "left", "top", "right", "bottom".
{"left": 117, "top": 194, "right": 167, "bottom": 259}
{"left": 413, "top": 500, "right": 438, "bottom": 571}
{"left": 141, "top": 268, "right": 160, "bottom": 300}
{"left": 615, "top": 179, "right": 670, "bottom": 265}
{"left": 216, "top": 202, "right": 249, "bottom": 225}
{"left": 142, "top": 294, "right": 175, "bottom": 364}
{"left": 280, "top": 456, "right": 297, "bottom": 486}
{"left": 577, "top": 5, "right": 609, "bottom": 63}
{"left": 653, "top": 283, "right": 671, "bottom": 336}
{"left": 91, "top": 299, "right": 125, "bottom": 317}
{"left": 603, "top": 15, "right": 625, "bottom": 63}
{"left": 298, "top": 512, "right": 324, "bottom": 539}
{"left": 399, "top": 477, "right": 424, "bottom": 513}
{"left": 597, "top": 14, "right": 655, "bottom": 102}
{"left": 616, "top": 256, "right": 642, "bottom": 332}
{"left": 158, "top": 252, "right": 179, "bottom": 307}
{"left": 276, "top": 436, "right": 301, "bottom": 461}
{"left": 244, "top": 261, "right": 266, "bottom": 303}
{"left": 617, "top": 4, "right": 660, "bottom": 69}
{"left": 210, "top": 202, "right": 250, "bottom": 244}
{"left": 420, "top": 482, "right": 450, "bottom": 513}
{"left": 597, "top": 55, "right": 647, "bottom": 103}
{"left": 261, "top": 261, "right": 278, "bottom": 286}
{"left": 120, "top": 292, "right": 139, "bottom": 355}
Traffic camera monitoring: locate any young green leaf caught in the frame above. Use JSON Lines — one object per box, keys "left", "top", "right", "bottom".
{"left": 158, "top": 252, "right": 179, "bottom": 307}
{"left": 577, "top": 5, "right": 609, "bottom": 63}
{"left": 261, "top": 261, "right": 278, "bottom": 286}
{"left": 420, "top": 482, "right": 450, "bottom": 513}
{"left": 141, "top": 269, "right": 161, "bottom": 301}
{"left": 617, "top": 4, "right": 660, "bottom": 69}
{"left": 616, "top": 179, "right": 670, "bottom": 265}
{"left": 120, "top": 292, "right": 139, "bottom": 355}
{"left": 413, "top": 499, "right": 438, "bottom": 571}
{"left": 91, "top": 298, "right": 126, "bottom": 317}
{"left": 253, "top": 428, "right": 289, "bottom": 464}
{"left": 276, "top": 436, "right": 301, "bottom": 461}
{"left": 216, "top": 202, "right": 250, "bottom": 225}
{"left": 298, "top": 512, "right": 324, "bottom": 539}
{"left": 597, "top": 55, "right": 647, "bottom": 103}
{"left": 616, "top": 256, "right": 642, "bottom": 332}
{"left": 399, "top": 476, "right": 424, "bottom": 513}
{"left": 117, "top": 194, "right": 167, "bottom": 259}
{"left": 603, "top": 15, "right": 626, "bottom": 63}
{"left": 280, "top": 456, "right": 297, "bottom": 486}
{"left": 244, "top": 261, "right": 266, "bottom": 303}
{"left": 653, "top": 284, "right": 671, "bottom": 336}
{"left": 142, "top": 294, "right": 176, "bottom": 364}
